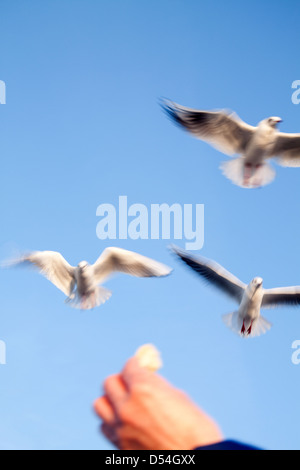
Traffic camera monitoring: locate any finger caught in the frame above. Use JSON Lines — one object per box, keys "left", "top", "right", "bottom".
{"left": 101, "top": 423, "right": 120, "bottom": 449}
{"left": 94, "top": 396, "right": 116, "bottom": 425}
{"left": 103, "top": 374, "right": 127, "bottom": 413}
{"left": 122, "top": 357, "right": 172, "bottom": 392}
{"left": 101, "top": 423, "right": 143, "bottom": 451}
{"left": 121, "top": 357, "right": 153, "bottom": 389}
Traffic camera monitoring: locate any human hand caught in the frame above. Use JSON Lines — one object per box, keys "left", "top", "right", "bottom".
{"left": 94, "top": 357, "right": 223, "bottom": 450}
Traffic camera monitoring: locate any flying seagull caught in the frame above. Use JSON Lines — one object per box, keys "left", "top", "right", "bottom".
{"left": 5, "top": 248, "right": 172, "bottom": 310}
{"left": 161, "top": 99, "right": 300, "bottom": 188}
{"left": 172, "top": 246, "right": 300, "bottom": 337}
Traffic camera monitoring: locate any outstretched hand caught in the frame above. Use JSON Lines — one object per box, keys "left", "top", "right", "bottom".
{"left": 94, "top": 357, "right": 223, "bottom": 450}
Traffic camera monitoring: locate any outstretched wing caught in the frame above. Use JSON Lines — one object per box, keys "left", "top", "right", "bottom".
{"left": 9, "top": 251, "right": 75, "bottom": 296}
{"left": 161, "top": 99, "right": 256, "bottom": 156}
{"left": 262, "top": 287, "right": 300, "bottom": 308}
{"left": 172, "top": 246, "right": 246, "bottom": 303}
{"left": 272, "top": 133, "right": 300, "bottom": 167}
{"left": 92, "top": 247, "right": 172, "bottom": 284}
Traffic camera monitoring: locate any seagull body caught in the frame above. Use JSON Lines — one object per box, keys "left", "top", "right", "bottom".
{"left": 161, "top": 99, "right": 300, "bottom": 188}
{"left": 6, "top": 248, "right": 172, "bottom": 310}
{"left": 172, "top": 247, "right": 300, "bottom": 337}
{"left": 237, "top": 278, "right": 266, "bottom": 336}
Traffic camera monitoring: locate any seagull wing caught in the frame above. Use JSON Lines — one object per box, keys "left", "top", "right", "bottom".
{"left": 172, "top": 246, "right": 246, "bottom": 302}
{"left": 161, "top": 99, "right": 256, "bottom": 156}
{"left": 262, "top": 287, "right": 300, "bottom": 308}
{"left": 92, "top": 247, "right": 172, "bottom": 284}
{"left": 272, "top": 132, "right": 300, "bottom": 167}
{"left": 11, "top": 251, "right": 75, "bottom": 296}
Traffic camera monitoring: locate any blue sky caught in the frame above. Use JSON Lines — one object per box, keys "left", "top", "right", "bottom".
{"left": 1, "top": 0, "right": 300, "bottom": 450}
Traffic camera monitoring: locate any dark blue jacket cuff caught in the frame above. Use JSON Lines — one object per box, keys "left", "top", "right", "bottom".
{"left": 196, "top": 440, "right": 260, "bottom": 450}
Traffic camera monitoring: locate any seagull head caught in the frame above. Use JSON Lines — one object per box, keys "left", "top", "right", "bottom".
{"left": 78, "top": 261, "right": 89, "bottom": 271}
{"left": 266, "top": 116, "right": 283, "bottom": 129}
{"left": 251, "top": 277, "right": 263, "bottom": 290}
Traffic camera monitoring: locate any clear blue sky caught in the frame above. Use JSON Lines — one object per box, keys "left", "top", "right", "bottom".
{"left": 1, "top": 0, "right": 300, "bottom": 450}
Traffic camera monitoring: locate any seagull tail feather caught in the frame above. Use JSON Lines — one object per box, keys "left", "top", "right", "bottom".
{"left": 65, "top": 287, "right": 112, "bottom": 310}
{"left": 222, "top": 311, "right": 243, "bottom": 336}
{"left": 220, "top": 158, "right": 276, "bottom": 189}
{"left": 251, "top": 316, "right": 272, "bottom": 337}
{"left": 222, "top": 312, "right": 272, "bottom": 338}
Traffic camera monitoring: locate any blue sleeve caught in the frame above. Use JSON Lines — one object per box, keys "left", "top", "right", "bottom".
{"left": 195, "top": 440, "right": 261, "bottom": 450}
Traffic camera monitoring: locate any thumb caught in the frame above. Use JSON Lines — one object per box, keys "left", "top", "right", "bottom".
{"left": 121, "top": 357, "right": 153, "bottom": 390}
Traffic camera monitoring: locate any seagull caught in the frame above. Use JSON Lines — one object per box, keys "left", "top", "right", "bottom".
{"left": 172, "top": 246, "right": 300, "bottom": 337}
{"left": 161, "top": 99, "right": 300, "bottom": 188}
{"left": 5, "top": 248, "right": 172, "bottom": 310}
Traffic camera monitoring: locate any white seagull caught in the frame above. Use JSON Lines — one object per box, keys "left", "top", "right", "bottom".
{"left": 161, "top": 99, "right": 300, "bottom": 188}
{"left": 5, "top": 248, "right": 172, "bottom": 310}
{"left": 172, "top": 246, "right": 300, "bottom": 337}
